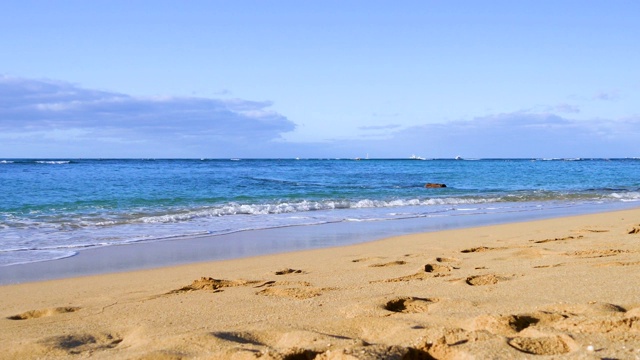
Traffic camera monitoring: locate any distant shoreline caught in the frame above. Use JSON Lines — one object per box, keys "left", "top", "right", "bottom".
{"left": 3, "top": 157, "right": 640, "bottom": 160}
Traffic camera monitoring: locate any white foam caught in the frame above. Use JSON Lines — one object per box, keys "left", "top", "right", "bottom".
{"left": 609, "top": 192, "right": 640, "bottom": 201}
{"left": 35, "top": 160, "right": 71, "bottom": 164}
{"left": 0, "top": 250, "right": 77, "bottom": 267}
{"left": 129, "top": 198, "right": 504, "bottom": 225}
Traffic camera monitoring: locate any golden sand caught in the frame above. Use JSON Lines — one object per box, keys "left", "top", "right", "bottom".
{"left": 2, "top": 208, "right": 640, "bottom": 359}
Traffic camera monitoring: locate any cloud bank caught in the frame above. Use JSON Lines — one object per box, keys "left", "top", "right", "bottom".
{"left": 0, "top": 76, "right": 295, "bottom": 157}
{"left": 340, "top": 112, "right": 640, "bottom": 159}
{"left": 1, "top": 76, "right": 638, "bottom": 159}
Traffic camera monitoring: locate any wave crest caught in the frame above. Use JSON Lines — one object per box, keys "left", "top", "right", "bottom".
{"left": 35, "top": 160, "right": 71, "bottom": 164}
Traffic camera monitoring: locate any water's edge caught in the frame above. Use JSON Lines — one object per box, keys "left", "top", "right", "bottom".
{"left": 1, "top": 201, "right": 636, "bottom": 285}
{"left": 3, "top": 158, "right": 639, "bottom": 267}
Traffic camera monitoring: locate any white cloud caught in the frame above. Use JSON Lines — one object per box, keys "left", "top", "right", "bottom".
{"left": 0, "top": 76, "right": 296, "bottom": 157}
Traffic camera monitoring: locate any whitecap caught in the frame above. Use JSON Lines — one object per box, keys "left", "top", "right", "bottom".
{"left": 35, "top": 160, "right": 71, "bottom": 164}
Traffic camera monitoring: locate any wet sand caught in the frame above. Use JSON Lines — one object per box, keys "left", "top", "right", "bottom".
{"left": 1, "top": 208, "right": 640, "bottom": 359}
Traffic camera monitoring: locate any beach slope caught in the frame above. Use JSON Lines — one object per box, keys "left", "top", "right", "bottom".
{"left": 2, "top": 208, "right": 640, "bottom": 359}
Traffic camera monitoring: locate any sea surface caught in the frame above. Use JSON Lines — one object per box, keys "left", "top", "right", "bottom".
{"left": 1, "top": 158, "right": 640, "bottom": 267}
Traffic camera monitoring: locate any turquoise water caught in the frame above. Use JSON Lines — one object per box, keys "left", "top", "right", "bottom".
{"left": 1, "top": 158, "right": 639, "bottom": 266}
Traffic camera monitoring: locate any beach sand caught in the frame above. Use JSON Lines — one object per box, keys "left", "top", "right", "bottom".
{"left": 1, "top": 208, "right": 640, "bottom": 359}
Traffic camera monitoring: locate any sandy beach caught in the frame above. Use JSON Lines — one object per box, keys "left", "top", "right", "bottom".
{"left": 2, "top": 208, "right": 640, "bottom": 359}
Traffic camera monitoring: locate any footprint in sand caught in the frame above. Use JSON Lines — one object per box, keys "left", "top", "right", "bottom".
{"left": 424, "top": 263, "right": 453, "bottom": 273}
{"left": 465, "top": 274, "right": 508, "bottom": 286}
{"left": 436, "top": 256, "right": 460, "bottom": 263}
{"left": 384, "top": 297, "right": 439, "bottom": 313}
{"left": 372, "top": 262, "right": 455, "bottom": 284}
{"left": 460, "top": 246, "right": 506, "bottom": 253}
{"left": 256, "top": 287, "right": 325, "bottom": 300}
{"left": 507, "top": 335, "right": 573, "bottom": 355}
{"left": 369, "top": 260, "right": 407, "bottom": 267}
{"left": 256, "top": 280, "right": 312, "bottom": 287}
{"left": 274, "top": 268, "right": 304, "bottom": 275}
{"left": 370, "top": 271, "right": 430, "bottom": 283}
{"left": 167, "top": 277, "right": 260, "bottom": 294}
{"left": 531, "top": 235, "right": 583, "bottom": 244}
{"left": 40, "top": 332, "right": 122, "bottom": 355}
{"left": 7, "top": 307, "right": 81, "bottom": 320}
{"left": 254, "top": 280, "right": 331, "bottom": 300}
{"left": 628, "top": 225, "right": 640, "bottom": 234}
{"left": 471, "top": 313, "right": 550, "bottom": 336}
{"left": 564, "top": 249, "right": 631, "bottom": 258}
{"left": 211, "top": 329, "right": 368, "bottom": 358}
{"left": 469, "top": 312, "right": 580, "bottom": 355}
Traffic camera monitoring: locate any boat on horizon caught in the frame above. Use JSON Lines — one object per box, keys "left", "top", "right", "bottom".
{"left": 409, "top": 154, "right": 426, "bottom": 160}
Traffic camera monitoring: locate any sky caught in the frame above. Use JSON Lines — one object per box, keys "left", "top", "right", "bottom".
{"left": 1, "top": 1, "right": 639, "bottom": 159}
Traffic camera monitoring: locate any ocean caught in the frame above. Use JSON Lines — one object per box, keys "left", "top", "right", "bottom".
{"left": 1, "top": 158, "right": 639, "bottom": 268}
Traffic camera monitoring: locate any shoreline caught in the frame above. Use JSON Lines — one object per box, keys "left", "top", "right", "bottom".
{"left": 1, "top": 201, "right": 638, "bottom": 285}
{"left": 1, "top": 207, "right": 640, "bottom": 358}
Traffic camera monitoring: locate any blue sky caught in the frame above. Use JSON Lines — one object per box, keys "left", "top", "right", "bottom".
{"left": 1, "top": 1, "right": 639, "bottom": 158}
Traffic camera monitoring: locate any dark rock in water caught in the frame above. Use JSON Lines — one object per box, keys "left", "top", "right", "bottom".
{"left": 425, "top": 183, "right": 447, "bottom": 188}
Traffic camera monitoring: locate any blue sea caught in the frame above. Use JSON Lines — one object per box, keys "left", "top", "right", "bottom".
{"left": 1, "top": 158, "right": 640, "bottom": 267}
